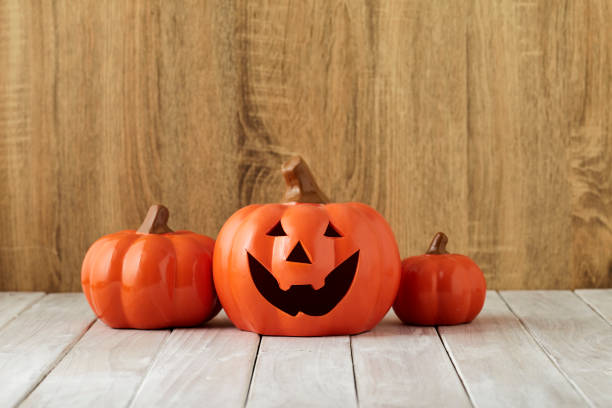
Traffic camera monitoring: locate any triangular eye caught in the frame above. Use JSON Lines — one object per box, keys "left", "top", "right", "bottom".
{"left": 266, "top": 221, "right": 287, "bottom": 236}
{"left": 324, "top": 222, "right": 342, "bottom": 237}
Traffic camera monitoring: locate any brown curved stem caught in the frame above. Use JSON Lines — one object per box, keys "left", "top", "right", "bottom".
{"left": 137, "top": 204, "right": 174, "bottom": 234}
{"left": 281, "top": 156, "right": 329, "bottom": 203}
{"left": 426, "top": 232, "right": 449, "bottom": 254}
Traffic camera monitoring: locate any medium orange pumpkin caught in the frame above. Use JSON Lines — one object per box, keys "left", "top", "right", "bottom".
{"left": 213, "top": 156, "right": 401, "bottom": 336}
{"left": 393, "top": 232, "right": 486, "bottom": 325}
{"left": 81, "top": 205, "right": 220, "bottom": 329}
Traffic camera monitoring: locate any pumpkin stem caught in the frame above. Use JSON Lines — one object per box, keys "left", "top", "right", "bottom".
{"left": 426, "top": 232, "right": 449, "bottom": 254}
{"left": 281, "top": 156, "right": 329, "bottom": 203}
{"left": 137, "top": 204, "right": 174, "bottom": 234}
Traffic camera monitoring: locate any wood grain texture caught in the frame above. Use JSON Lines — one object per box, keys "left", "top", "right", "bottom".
{"left": 20, "top": 320, "right": 168, "bottom": 408}
{"left": 501, "top": 290, "right": 612, "bottom": 407}
{"left": 440, "top": 291, "right": 586, "bottom": 407}
{"left": 233, "top": 0, "right": 470, "bottom": 253}
{"left": 0, "top": 0, "right": 240, "bottom": 292}
{"left": 0, "top": 294, "right": 95, "bottom": 407}
{"left": 576, "top": 289, "right": 612, "bottom": 324}
{"left": 566, "top": 1, "right": 612, "bottom": 289}
{"left": 351, "top": 311, "right": 470, "bottom": 407}
{"left": 0, "top": 0, "right": 610, "bottom": 291}
{"left": 131, "top": 312, "right": 260, "bottom": 408}
{"left": 247, "top": 335, "right": 357, "bottom": 407}
{"left": 466, "top": 0, "right": 612, "bottom": 289}
{"left": 0, "top": 292, "right": 44, "bottom": 329}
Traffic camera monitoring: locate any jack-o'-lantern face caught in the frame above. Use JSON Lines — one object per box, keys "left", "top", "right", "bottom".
{"left": 213, "top": 157, "right": 401, "bottom": 336}
{"left": 247, "top": 206, "right": 359, "bottom": 317}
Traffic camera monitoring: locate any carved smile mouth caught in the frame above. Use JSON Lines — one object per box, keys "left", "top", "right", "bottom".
{"left": 247, "top": 250, "right": 360, "bottom": 316}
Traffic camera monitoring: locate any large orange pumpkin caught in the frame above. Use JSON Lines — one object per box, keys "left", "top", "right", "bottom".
{"left": 81, "top": 205, "right": 220, "bottom": 329}
{"left": 213, "top": 156, "right": 401, "bottom": 336}
{"left": 393, "top": 232, "right": 486, "bottom": 325}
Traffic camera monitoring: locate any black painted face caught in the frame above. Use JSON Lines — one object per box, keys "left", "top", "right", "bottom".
{"left": 246, "top": 250, "right": 359, "bottom": 316}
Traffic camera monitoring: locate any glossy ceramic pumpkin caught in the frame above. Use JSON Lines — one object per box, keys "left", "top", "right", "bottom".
{"left": 213, "top": 156, "right": 401, "bottom": 336}
{"left": 393, "top": 232, "right": 486, "bottom": 325}
{"left": 81, "top": 205, "right": 220, "bottom": 329}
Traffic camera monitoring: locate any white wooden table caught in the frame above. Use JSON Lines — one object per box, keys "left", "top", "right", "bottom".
{"left": 0, "top": 290, "right": 610, "bottom": 407}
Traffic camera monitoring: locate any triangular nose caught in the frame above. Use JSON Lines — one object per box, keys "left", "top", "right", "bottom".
{"left": 286, "top": 241, "right": 311, "bottom": 264}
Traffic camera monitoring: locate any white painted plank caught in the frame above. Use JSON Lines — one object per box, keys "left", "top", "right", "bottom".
{"left": 21, "top": 320, "right": 169, "bottom": 408}
{"left": 440, "top": 291, "right": 586, "bottom": 407}
{"left": 575, "top": 289, "right": 612, "bottom": 324}
{"left": 130, "top": 312, "right": 260, "bottom": 408}
{"left": 351, "top": 311, "right": 470, "bottom": 407}
{"left": 0, "top": 293, "right": 95, "bottom": 407}
{"left": 501, "top": 290, "right": 612, "bottom": 407}
{"left": 0, "top": 292, "right": 44, "bottom": 329}
{"left": 247, "top": 335, "right": 357, "bottom": 408}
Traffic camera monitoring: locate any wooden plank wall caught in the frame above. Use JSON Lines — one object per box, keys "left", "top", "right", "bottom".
{"left": 0, "top": 0, "right": 610, "bottom": 292}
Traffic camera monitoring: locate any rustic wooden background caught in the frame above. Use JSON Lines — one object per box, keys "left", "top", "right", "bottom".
{"left": 1, "top": 0, "right": 610, "bottom": 292}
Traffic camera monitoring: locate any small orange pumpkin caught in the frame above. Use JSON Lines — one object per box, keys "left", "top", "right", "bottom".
{"left": 213, "top": 156, "right": 401, "bottom": 336}
{"left": 393, "top": 232, "right": 486, "bottom": 325}
{"left": 81, "top": 205, "right": 220, "bottom": 329}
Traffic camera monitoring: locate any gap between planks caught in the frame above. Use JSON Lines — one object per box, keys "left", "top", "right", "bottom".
{"left": 434, "top": 327, "right": 475, "bottom": 407}
{"left": 349, "top": 336, "right": 360, "bottom": 404}
{"left": 244, "top": 334, "right": 263, "bottom": 407}
{"left": 574, "top": 289, "right": 612, "bottom": 325}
